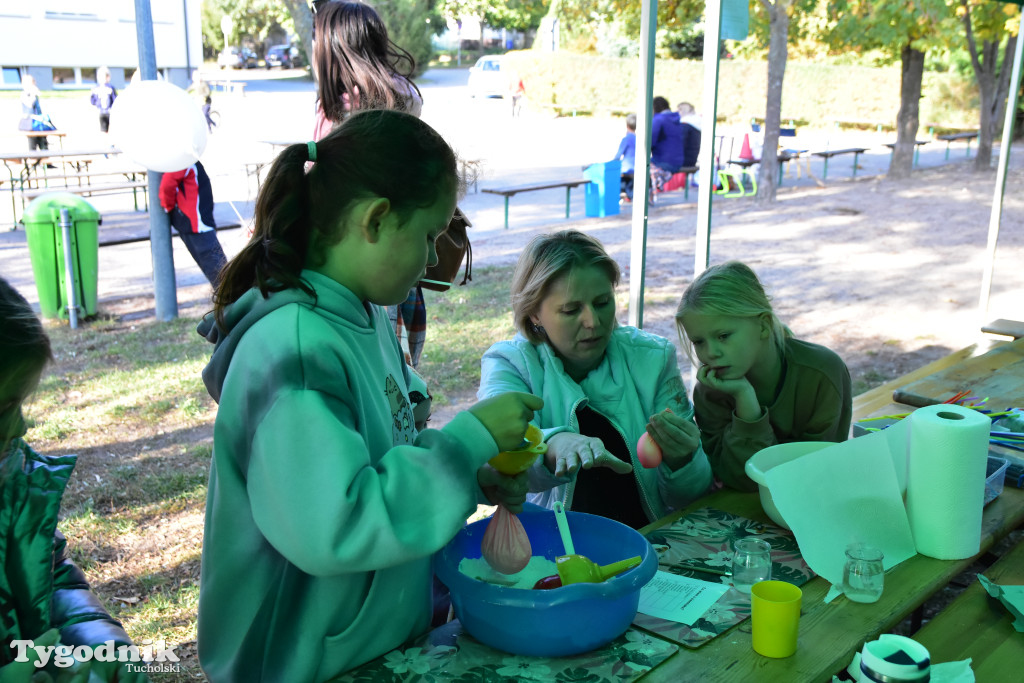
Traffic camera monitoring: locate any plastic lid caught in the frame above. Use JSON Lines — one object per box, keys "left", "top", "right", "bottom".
{"left": 22, "top": 192, "right": 101, "bottom": 223}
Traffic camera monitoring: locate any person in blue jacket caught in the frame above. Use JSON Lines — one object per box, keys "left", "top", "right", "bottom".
{"left": 478, "top": 230, "right": 712, "bottom": 529}
{"left": 89, "top": 67, "right": 117, "bottom": 134}
{"left": 615, "top": 113, "right": 637, "bottom": 200}
{"left": 0, "top": 277, "right": 146, "bottom": 682}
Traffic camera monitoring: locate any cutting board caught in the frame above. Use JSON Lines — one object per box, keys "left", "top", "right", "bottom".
{"left": 892, "top": 337, "right": 1024, "bottom": 409}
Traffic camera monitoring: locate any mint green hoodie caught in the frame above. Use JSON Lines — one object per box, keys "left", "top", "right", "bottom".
{"left": 197, "top": 271, "right": 497, "bottom": 682}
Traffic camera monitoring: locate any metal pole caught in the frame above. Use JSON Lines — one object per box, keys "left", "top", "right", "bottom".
{"left": 627, "top": 0, "right": 657, "bottom": 329}
{"left": 979, "top": 33, "right": 1023, "bottom": 323}
{"left": 59, "top": 208, "right": 78, "bottom": 329}
{"left": 135, "top": 0, "right": 178, "bottom": 320}
{"left": 183, "top": 0, "right": 192, "bottom": 74}
{"left": 694, "top": 0, "right": 725, "bottom": 278}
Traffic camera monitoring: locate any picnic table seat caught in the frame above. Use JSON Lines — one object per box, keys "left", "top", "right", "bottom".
{"left": 481, "top": 179, "right": 590, "bottom": 229}
{"left": 812, "top": 148, "right": 869, "bottom": 180}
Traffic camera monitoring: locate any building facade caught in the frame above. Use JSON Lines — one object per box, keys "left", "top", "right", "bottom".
{"left": 0, "top": 0, "right": 202, "bottom": 91}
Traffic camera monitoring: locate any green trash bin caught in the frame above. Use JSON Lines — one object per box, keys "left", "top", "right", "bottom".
{"left": 22, "top": 192, "right": 101, "bottom": 319}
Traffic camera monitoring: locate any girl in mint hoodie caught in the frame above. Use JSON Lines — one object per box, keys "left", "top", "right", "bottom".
{"left": 196, "top": 109, "right": 542, "bottom": 682}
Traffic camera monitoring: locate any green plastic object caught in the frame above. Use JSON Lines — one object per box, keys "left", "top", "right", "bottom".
{"left": 22, "top": 192, "right": 101, "bottom": 319}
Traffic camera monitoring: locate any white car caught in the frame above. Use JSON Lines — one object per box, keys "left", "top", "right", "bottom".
{"left": 467, "top": 56, "right": 507, "bottom": 98}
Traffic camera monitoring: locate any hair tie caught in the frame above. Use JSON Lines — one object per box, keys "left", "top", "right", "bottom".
{"left": 307, "top": 141, "right": 317, "bottom": 162}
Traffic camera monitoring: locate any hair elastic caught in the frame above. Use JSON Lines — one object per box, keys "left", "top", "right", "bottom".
{"left": 307, "top": 140, "right": 317, "bottom": 162}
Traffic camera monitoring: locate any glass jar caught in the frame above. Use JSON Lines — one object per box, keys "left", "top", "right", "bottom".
{"left": 731, "top": 537, "right": 772, "bottom": 594}
{"left": 842, "top": 543, "right": 884, "bottom": 603}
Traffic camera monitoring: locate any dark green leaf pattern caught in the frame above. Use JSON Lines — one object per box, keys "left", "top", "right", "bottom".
{"left": 331, "top": 626, "right": 678, "bottom": 682}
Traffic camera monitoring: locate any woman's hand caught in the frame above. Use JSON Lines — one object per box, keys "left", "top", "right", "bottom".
{"left": 477, "top": 465, "right": 529, "bottom": 513}
{"left": 544, "top": 432, "right": 633, "bottom": 478}
{"left": 469, "top": 392, "right": 544, "bottom": 452}
{"left": 644, "top": 409, "right": 700, "bottom": 471}
{"left": 695, "top": 365, "right": 761, "bottom": 421}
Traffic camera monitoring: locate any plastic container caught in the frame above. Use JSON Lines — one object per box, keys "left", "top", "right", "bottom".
{"left": 745, "top": 442, "right": 831, "bottom": 529}
{"left": 22, "top": 192, "right": 100, "bottom": 319}
{"left": 984, "top": 455, "right": 1009, "bottom": 506}
{"left": 583, "top": 159, "right": 621, "bottom": 218}
{"left": 434, "top": 504, "right": 657, "bottom": 657}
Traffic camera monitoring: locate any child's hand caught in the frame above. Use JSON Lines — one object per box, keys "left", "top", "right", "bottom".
{"left": 544, "top": 432, "right": 633, "bottom": 478}
{"left": 477, "top": 465, "right": 529, "bottom": 513}
{"left": 469, "top": 392, "right": 544, "bottom": 452}
{"left": 696, "top": 366, "right": 761, "bottom": 421}
{"left": 644, "top": 409, "right": 700, "bottom": 470}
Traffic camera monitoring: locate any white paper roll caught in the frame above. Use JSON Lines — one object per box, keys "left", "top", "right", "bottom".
{"left": 905, "top": 404, "right": 990, "bottom": 559}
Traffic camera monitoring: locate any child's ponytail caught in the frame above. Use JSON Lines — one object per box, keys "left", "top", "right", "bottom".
{"left": 213, "top": 109, "right": 459, "bottom": 329}
{"left": 214, "top": 144, "right": 315, "bottom": 327}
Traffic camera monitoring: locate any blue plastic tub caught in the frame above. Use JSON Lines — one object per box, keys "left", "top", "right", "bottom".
{"left": 434, "top": 504, "right": 658, "bottom": 657}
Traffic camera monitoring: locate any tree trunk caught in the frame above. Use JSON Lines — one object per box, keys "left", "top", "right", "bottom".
{"left": 889, "top": 45, "right": 924, "bottom": 180}
{"left": 282, "top": 0, "right": 314, "bottom": 67}
{"left": 756, "top": 0, "right": 789, "bottom": 204}
{"left": 993, "top": 36, "right": 1017, "bottom": 139}
{"left": 975, "top": 40, "right": 997, "bottom": 171}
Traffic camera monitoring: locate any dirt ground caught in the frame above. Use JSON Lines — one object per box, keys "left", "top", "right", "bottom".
{"left": 429, "top": 159, "right": 1024, "bottom": 422}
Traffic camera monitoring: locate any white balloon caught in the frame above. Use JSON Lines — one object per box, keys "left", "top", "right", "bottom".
{"left": 109, "top": 80, "right": 208, "bottom": 173}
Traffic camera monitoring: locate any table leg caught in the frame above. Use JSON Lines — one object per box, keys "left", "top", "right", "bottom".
{"left": 823, "top": 156, "right": 830, "bottom": 180}
{"left": 945, "top": 142, "right": 951, "bottom": 161}
{"left": 503, "top": 196, "right": 509, "bottom": 230}
{"left": 966, "top": 140, "right": 972, "bottom": 158}
{"left": 564, "top": 187, "right": 571, "bottom": 219}
{"left": 2, "top": 160, "right": 17, "bottom": 229}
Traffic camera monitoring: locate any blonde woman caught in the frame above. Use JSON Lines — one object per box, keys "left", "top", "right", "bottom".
{"left": 479, "top": 230, "right": 712, "bottom": 528}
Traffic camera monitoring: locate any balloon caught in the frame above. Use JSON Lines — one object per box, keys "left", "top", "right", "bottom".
{"left": 109, "top": 80, "right": 207, "bottom": 172}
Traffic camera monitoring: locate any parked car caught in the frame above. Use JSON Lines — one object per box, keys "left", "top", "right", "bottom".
{"left": 467, "top": 55, "right": 506, "bottom": 98}
{"left": 218, "top": 46, "right": 257, "bottom": 70}
{"left": 265, "top": 44, "right": 292, "bottom": 69}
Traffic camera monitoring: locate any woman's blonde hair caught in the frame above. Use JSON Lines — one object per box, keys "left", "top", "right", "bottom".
{"left": 511, "top": 230, "right": 620, "bottom": 344}
{"left": 674, "top": 261, "right": 789, "bottom": 356}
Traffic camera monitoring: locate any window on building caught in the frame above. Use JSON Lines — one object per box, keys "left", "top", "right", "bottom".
{"left": 2, "top": 67, "right": 21, "bottom": 86}
{"left": 81, "top": 67, "right": 97, "bottom": 84}
{"left": 52, "top": 67, "right": 75, "bottom": 85}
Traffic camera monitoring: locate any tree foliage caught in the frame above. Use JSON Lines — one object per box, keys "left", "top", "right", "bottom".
{"left": 440, "top": 0, "right": 549, "bottom": 31}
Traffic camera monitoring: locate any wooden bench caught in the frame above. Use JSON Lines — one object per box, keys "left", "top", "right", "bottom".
{"left": 913, "top": 534, "right": 1024, "bottom": 678}
{"left": 21, "top": 168, "right": 146, "bottom": 191}
{"left": 982, "top": 318, "right": 1024, "bottom": 339}
{"left": 208, "top": 80, "right": 246, "bottom": 96}
{"left": 22, "top": 181, "right": 149, "bottom": 211}
{"left": 812, "top": 147, "right": 868, "bottom": 180}
{"left": 884, "top": 140, "right": 930, "bottom": 168}
{"left": 98, "top": 221, "right": 241, "bottom": 247}
{"left": 936, "top": 131, "right": 978, "bottom": 160}
{"left": 481, "top": 179, "right": 591, "bottom": 229}
{"left": 653, "top": 166, "right": 699, "bottom": 201}
{"left": 833, "top": 119, "right": 894, "bottom": 133}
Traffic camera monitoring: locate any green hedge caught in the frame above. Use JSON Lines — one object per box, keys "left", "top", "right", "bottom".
{"left": 502, "top": 51, "right": 978, "bottom": 130}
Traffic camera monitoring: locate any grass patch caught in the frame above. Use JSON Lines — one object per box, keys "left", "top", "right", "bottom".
{"left": 419, "top": 265, "right": 517, "bottom": 402}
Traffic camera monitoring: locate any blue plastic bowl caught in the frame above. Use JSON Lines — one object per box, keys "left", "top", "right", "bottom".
{"left": 434, "top": 504, "right": 658, "bottom": 657}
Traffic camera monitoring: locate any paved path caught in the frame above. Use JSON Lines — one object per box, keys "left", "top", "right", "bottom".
{"left": 0, "top": 67, "right": 1005, "bottom": 310}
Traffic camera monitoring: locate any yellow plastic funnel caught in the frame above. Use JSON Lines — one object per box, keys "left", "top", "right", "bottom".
{"left": 489, "top": 424, "right": 547, "bottom": 475}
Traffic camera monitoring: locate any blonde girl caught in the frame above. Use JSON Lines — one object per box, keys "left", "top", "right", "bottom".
{"left": 675, "top": 261, "right": 852, "bottom": 491}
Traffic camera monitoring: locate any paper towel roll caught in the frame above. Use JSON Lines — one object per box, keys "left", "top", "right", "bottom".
{"left": 905, "top": 404, "right": 990, "bottom": 560}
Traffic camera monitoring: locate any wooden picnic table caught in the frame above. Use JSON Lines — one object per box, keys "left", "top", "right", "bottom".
{"left": 637, "top": 485, "right": 1024, "bottom": 682}
{"left": 914, "top": 531, "right": 1024, "bottom": 676}
{"left": 1, "top": 147, "right": 122, "bottom": 227}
